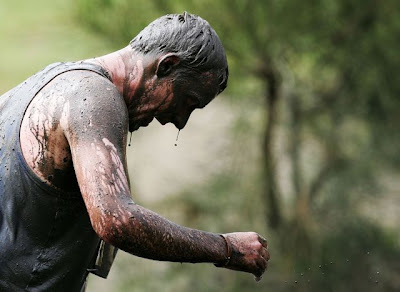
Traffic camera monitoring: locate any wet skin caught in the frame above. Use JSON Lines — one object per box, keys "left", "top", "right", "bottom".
{"left": 19, "top": 47, "right": 269, "bottom": 278}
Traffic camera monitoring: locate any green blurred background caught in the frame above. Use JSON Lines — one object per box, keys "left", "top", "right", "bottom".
{"left": 1, "top": 0, "right": 399, "bottom": 291}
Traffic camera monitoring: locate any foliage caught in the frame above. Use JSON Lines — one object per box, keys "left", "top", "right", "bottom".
{"left": 0, "top": 0, "right": 113, "bottom": 91}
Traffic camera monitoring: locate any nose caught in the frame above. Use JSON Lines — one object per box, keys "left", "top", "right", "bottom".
{"left": 174, "top": 110, "right": 193, "bottom": 130}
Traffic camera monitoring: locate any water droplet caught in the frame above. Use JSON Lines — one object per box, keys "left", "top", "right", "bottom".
{"left": 175, "top": 129, "right": 180, "bottom": 147}
{"left": 128, "top": 132, "right": 133, "bottom": 147}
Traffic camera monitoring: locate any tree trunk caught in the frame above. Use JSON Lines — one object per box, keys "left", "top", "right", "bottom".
{"left": 262, "top": 60, "right": 282, "bottom": 230}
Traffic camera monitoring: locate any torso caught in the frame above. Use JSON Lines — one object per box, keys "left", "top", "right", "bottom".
{"left": 0, "top": 62, "right": 116, "bottom": 291}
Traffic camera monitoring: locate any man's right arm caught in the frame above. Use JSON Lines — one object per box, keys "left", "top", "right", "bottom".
{"left": 60, "top": 71, "right": 269, "bottom": 278}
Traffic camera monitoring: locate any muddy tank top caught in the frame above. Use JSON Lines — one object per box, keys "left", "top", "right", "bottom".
{"left": 0, "top": 62, "right": 114, "bottom": 291}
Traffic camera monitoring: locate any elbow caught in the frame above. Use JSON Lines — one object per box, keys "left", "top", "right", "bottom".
{"left": 90, "top": 209, "right": 128, "bottom": 247}
{"left": 93, "top": 222, "right": 114, "bottom": 245}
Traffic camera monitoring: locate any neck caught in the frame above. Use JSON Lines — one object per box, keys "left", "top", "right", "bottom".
{"left": 85, "top": 46, "right": 145, "bottom": 105}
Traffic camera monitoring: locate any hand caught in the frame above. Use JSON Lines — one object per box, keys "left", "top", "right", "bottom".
{"left": 217, "top": 232, "right": 270, "bottom": 281}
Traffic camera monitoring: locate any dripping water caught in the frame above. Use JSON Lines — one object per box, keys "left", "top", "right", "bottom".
{"left": 175, "top": 130, "right": 180, "bottom": 147}
{"left": 128, "top": 132, "right": 133, "bottom": 147}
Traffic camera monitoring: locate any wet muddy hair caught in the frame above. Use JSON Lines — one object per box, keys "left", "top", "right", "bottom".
{"left": 130, "top": 12, "right": 229, "bottom": 95}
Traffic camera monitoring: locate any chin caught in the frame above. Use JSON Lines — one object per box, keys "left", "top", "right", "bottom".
{"left": 130, "top": 120, "right": 152, "bottom": 132}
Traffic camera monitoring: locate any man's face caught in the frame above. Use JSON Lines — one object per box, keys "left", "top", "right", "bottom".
{"left": 129, "top": 70, "right": 219, "bottom": 131}
{"left": 156, "top": 72, "right": 219, "bottom": 129}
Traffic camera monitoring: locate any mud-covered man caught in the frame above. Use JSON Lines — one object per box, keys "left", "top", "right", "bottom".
{"left": 0, "top": 13, "right": 270, "bottom": 291}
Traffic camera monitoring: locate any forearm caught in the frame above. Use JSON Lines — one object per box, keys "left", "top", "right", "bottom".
{"left": 98, "top": 202, "right": 228, "bottom": 264}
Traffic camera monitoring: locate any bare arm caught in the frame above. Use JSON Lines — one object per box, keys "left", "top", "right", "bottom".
{"left": 61, "top": 71, "right": 268, "bottom": 277}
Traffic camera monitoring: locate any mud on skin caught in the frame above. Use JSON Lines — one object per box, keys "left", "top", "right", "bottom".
{"left": 20, "top": 70, "right": 227, "bottom": 265}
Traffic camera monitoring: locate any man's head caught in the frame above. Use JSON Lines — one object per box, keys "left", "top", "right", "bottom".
{"left": 127, "top": 12, "right": 229, "bottom": 131}
{"left": 130, "top": 12, "right": 228, "bottom": 94}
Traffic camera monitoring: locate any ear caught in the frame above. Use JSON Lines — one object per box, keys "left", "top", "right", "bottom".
{"left": 156, "top": 54, "right": 180, "bottom": 78}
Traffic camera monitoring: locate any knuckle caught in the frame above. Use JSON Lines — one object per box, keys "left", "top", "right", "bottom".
{"left": 249, "top": 231, "right": 258, "bottom": 238}
{"left": 254, "top": 240, "right": 263, "bottom": 249}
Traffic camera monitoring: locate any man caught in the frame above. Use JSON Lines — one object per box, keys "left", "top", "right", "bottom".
{"left": 0, "top": 12, "right": 269, "bottom": 291}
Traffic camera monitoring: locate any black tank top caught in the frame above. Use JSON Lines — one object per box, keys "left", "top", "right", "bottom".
{"left": 0, "top": 62, "right": 113, "bottom": 291}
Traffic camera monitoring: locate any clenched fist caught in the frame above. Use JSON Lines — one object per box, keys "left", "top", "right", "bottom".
{"left": 215, "top": 232, "right": 270, "bottom": 281}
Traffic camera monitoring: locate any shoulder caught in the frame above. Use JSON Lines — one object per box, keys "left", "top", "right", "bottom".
{"left": 54, "top": 69, "right": 121, "bottom": 102}
{"left": 57, "top": 69, "right": 127, "bottom": 120}
{"left": 54, "top": 70, "right": 128, "bottom": 140}
{"left": 35, "top": 68, "right": 124, "bottom": 111}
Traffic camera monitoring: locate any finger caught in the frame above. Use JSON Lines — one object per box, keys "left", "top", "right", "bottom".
{"left": 257, "top": 255, "right": 268, "bottom": 270}
{"left": 263, "top": 252, "right": 269, "bottom": 271}
{"left": 253, "top": 256, "right": 267, "bottom": 278}
{"left": 253, "top": 268, "right": 265, "bottom": 282}
{"left": 260, "top": 247, "right": 270, "bottom": 262}
{"left": 257, "top": 234, "right": 268, "bottom": 248}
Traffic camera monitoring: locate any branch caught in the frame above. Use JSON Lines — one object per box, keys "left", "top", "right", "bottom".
{"left": 309, "top": 155, "right": 348, "bottom": 202}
